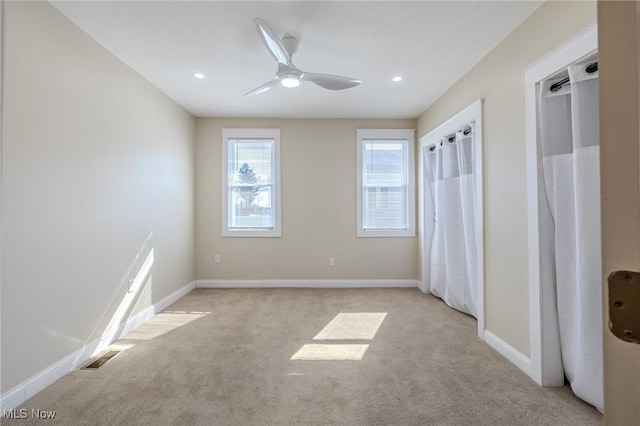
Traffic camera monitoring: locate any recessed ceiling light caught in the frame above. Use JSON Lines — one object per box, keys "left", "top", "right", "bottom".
{"left": 392, "top": 76, "right": 403, "bottom": 82}
{"left": 193, "top": 72, "right": 205, "bottom": 79}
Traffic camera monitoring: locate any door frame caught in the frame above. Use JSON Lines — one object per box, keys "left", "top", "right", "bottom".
{"left": 418, "top": 99, "right": 485, "bottom": 339}
{"left": 598, "top": 1, "right": 640, "bottom": 423}
{"left": 524, "top": 22, "right": 597, "bottom": 386}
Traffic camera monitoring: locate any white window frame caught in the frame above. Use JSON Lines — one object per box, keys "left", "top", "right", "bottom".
{"left": 221, "top": 128, "right": 281, "bottom": 237}
{"left": 356, "top": 129, "right": 416, "bottom": 238}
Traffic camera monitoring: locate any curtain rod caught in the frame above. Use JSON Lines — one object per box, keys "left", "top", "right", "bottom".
{"left": 549, "top": 62, "right": 598, "bottom": 92}
{"left": 428, "top": 126, "right": 472, "bottom": 151}
{"left": 448, "top": 127, "right": 472, "bottom": 142}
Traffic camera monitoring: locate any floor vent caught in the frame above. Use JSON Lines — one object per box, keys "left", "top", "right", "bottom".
{"left": 82, "top": 350, "right": 120, "bottom": 370}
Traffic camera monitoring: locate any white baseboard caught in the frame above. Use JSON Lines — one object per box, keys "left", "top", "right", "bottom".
{"left": 484, "top": 330, "right": 533, "bottom": 379}
{"left": 416, "top": 281, "right": 430, "bottom": 293}
{"left": 0, "top": 281, "right": 196, "bottom": 413}
{"left": 196, "top": 279, "right": 419, "bottom": 288}
{"left": 0, "top": 387, "right": 29, "bottom": 417}
{"left": 81, "top": 280, "right": 197, "bottom": 361}
{"left": 154, "top": 281, "right": 196, "bottom": 312}
{"left": 24, "top": 348, "right": 84, "bottom": 401}
{"left": 81, "top": 305, "right": 155, "bottom": 364}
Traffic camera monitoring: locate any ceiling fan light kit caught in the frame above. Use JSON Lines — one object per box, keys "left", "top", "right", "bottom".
{"left": 245, "top": 18, "right": 362, "bottom": 97}
{"left": 280, "top": 75, "right": 301, "bottom": 88}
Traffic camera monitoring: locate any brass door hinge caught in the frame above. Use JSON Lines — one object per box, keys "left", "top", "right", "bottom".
{"left": 608, "top": 270, "right": 640, "bottom": 344}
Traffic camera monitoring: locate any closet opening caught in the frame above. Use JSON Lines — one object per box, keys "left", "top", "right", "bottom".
{"left": 525, "top": 23, "right": 602, "bottom": 411}
{"left": 419, "top": 100, "right": 484, "bottom": 338}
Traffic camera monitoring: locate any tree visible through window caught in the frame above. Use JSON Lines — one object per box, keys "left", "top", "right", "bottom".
{"left": 236, "top": 162, "right": 260, "bottom": 209}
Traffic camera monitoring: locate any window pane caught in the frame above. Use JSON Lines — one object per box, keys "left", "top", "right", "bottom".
{"left": 228, "top": 140, "right": 273, "bottom": 185}
{"left": 362, "top": 139, "right": 408, "bottom": 230}
{"left": 228, "top": 139, "right": 275, "bottom": 229}
{"left": 363, "top": 141, "right": 405, "bottom": 186}
{"left": 363, "top": 186, "right": 407, "bottom": 229}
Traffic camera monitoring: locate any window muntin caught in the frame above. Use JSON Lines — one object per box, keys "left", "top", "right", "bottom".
{"left": 222, "top": 129, "right": 281, "bottom": 237}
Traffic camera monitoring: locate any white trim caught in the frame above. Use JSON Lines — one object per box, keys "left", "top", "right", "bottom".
{"left": 419, "top": 100, "right": 483, "bottom": 147}
{"left": 24, "top": 350, "right": 83, "bottom": 401}
{"left": 525, "top": 80, "right": 543, "bottom": 385}
{"left": 484, "top": 330, "right": 533, "bottom": 379}
{"left": 356, "top": 129, "right": 416, "bottom": 238}
{"left": 474, "top": 110, "right": 485, "bottom": 341}
{"left": 524, "top": 22, "right": 597, "bottom": 386}
{"left": 153, "top": 281, "right": 196, "bottom": 312}
{"left": 417, "top": 138, "right": 432, "bottom": 297}
{"left": 0, "top": 281, "right": 196, "bottom": 412}
{"left": 0, "top": 0, "right": 4, "bottom": 416}
{"left": 196, "top": 279, "right": 418, "bottom": 288}
{"left": 0, "top": 387, "right": 25, "bottom": 417}
{"left": 418, "top": 99, "right": 485, "bottom": 340}
{"left": 82, "top": 281, "right": 196, "bottom": 360}
{"left": 221, "top": 128, "right": 282, "bottom": 238}
{"left": 525, "top": 22, "right": 598, "bottom": 88}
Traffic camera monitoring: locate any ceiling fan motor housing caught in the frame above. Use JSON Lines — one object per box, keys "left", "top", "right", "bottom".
{"left": 281, "top": 35, "right": 299, "bottom": 55}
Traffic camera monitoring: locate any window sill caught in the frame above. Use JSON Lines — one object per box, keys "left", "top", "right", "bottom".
{"left": 357, "top": 229, "right": 415, "bottom": 238}
{"left": 222, "top": 229, "right": 281, "bottom": 238}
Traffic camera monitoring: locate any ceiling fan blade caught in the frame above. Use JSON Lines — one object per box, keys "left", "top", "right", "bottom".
{"left": 244, "top": 78, "right": 279, "bottom": 97}
{"left": 254, "top": 18, "right": 290, "bottom": 65}
{"left": 301, "top": 73, "right": 362, "bottom": 90}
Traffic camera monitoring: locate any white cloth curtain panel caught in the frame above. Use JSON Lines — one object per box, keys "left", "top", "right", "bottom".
{"left": 424, "top": 124, "right": 478, "bottom": 318}
{"left": 539, "top": 61, "right": 603, "bottom": 411}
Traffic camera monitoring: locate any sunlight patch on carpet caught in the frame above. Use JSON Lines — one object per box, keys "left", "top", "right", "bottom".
{"left": 313, "top": 312, "right": 387, "bottom": 340}
{"left": 290, "top": 344, "right": 369, "bottom": 360}
{"left": 124, "top": 311, "right": 208, "bottom": 340}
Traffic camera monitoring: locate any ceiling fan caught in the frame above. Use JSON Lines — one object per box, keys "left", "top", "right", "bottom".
{"left": 245, "top": 18, "right": 362, "bottom": 97}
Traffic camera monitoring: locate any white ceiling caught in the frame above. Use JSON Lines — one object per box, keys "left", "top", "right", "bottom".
{"left": 52, "top": 1, "right": 542, "bottom": 119}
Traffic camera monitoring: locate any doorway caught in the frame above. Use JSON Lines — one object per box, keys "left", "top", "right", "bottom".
{"left": 419, "top": 100, "right": 485, "bottom": 338}
{"left": 525, "top": 23, "right": 602, "bottom": 410}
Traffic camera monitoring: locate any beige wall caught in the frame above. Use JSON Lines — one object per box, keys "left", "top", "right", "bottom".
{"left": 0, "top": 0, "right": 602, "bottom": 398}
{"left": 195, "top": 118, "right": 417, "bottom": 280}
{"left": 1, "top": 2, "right": 195, "bottom": 392}
{"left": 416, "top": 1, "right": 597, "bottom": 356}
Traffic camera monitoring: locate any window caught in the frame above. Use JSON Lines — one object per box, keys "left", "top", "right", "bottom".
{"left": 222, "top": 128, "right": 281, "bottom": 237}
{"left": 357, "top": 129, "right": 415, "bottom": 237}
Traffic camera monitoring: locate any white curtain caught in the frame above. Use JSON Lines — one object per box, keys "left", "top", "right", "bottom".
{"left": 539, "top": 61, "right": 603, "bottom": 411}
{"left": 424, "top": 125, "right": 478, "bottom": 318}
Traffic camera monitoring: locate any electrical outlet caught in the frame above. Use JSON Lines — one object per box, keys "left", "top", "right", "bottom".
{"left": 329, "top": 257, "right": 335, "bottom": 266}
{"left": 214, "top": 255, "right": 221, "bottom": 264}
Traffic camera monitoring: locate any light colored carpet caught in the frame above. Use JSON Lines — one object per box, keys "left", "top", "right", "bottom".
{"left": 3, "top": 288, "right": 602, "bottom": 425}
